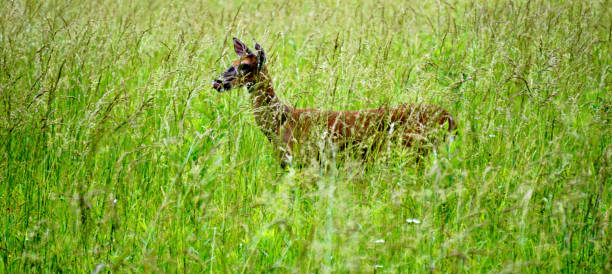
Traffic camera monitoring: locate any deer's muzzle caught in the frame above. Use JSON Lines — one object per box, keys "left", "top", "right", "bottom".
{"left": 212, "top": 79, "right": 231, "bottom": 92}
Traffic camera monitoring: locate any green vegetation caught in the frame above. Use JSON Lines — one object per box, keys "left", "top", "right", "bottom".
{"left": 1, "top": 0, "right": 610, "bottom": 272}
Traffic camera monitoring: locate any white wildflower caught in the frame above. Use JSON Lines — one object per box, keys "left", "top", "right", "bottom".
{"left": 406, "top": 218, "right": 421, "bottom": 224}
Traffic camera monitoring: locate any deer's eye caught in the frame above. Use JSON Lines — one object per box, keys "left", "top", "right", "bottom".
{"left": 238, "top": 64, "right": 251, "bottom": 72}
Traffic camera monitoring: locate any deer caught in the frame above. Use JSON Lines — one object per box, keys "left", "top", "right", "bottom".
{"left": 212, "top": 38, "right": 457, "bottom": 168}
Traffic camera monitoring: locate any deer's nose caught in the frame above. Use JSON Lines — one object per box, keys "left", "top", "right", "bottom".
{"left": 212, "top": 79, "right": 222, "bottom": 91}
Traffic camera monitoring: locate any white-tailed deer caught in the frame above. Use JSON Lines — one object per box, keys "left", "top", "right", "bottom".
{"left": 213, "top": 38, "right": 457, "bottom": 168}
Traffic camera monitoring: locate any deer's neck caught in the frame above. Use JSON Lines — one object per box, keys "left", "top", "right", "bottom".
{"left": 248, "top": 78, "right": 293, "bottom": 142}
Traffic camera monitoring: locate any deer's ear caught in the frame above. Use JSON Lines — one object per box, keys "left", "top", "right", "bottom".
{"left": 233, "top": 37, "right": 252, "bottom": 57}
{"left": 254, "top": 42, "right": 266, "bottom": 69}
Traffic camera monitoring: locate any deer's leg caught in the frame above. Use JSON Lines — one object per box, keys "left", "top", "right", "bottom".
{"left": 279, "top": 123, "right": 296, "bottom": 169}
{"left": 280, "top": 150, "right": 293, "bottom": 169}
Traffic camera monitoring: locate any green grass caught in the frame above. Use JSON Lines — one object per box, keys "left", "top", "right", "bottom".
{"left": 1, "top": 0, "right": 611, "bottom": 272}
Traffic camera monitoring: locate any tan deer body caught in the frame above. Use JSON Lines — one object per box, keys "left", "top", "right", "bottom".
{"left": 213, "top": 38, "right": 456, "bottom": 168}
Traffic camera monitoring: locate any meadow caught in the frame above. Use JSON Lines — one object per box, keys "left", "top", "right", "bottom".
{"left": 1, "top": 0, "right": 610, "bottom": 272}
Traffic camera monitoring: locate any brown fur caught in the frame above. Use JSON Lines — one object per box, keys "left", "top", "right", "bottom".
{"left": 213, "top": 38, "right": 457, "bottom": 167}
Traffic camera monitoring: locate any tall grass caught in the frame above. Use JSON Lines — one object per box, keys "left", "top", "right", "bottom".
{"left": 1, "top": 0, "right": 610, "bottom": 272}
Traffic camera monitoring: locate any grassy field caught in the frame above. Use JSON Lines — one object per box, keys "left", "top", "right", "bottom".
{"left": 1, "top": 0, "right": 611, "bottom": 272}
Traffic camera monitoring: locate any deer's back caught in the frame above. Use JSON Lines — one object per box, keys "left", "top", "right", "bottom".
{"left": 288, "top": 103, "right": 455, "bottom": 145}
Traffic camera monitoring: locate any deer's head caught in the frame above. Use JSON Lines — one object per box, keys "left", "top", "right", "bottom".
{"left": 212, "top": 37, "right": 267, "bottom": 92}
